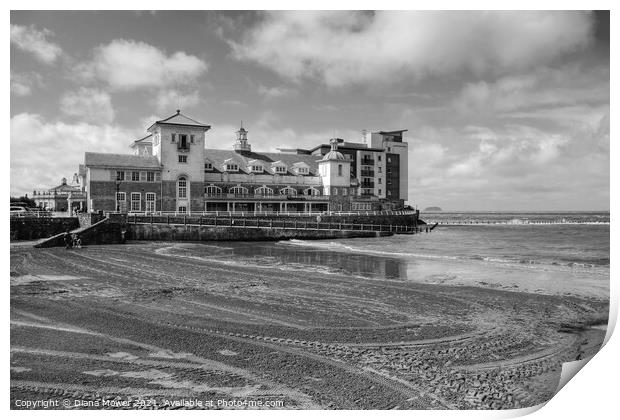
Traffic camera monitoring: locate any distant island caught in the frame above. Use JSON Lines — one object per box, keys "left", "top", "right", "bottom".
{"left": 424, "top": 206, "right": 443, "bottom": 211}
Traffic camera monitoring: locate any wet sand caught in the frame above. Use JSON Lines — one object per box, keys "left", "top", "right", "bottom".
{"left": 10, "top": 242, "right": 608, "bottom": 409}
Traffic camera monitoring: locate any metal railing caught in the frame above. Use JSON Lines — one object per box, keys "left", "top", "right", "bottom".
{"left": 123, "top": 209, "right": 416, "bottom": 217}
{"left": 126, "top": 214, "right": 416, "bottom": 234}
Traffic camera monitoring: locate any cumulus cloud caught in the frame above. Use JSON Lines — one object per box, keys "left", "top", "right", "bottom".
{"left": 454, "top": 64, "right": 609, "bottom": 119}
{"left": 154, "top": 89, "right": 201, "bottom": 113}
{"left": 60, "top": 88, "right": 116, "bottom": 124}
{"left": 257, "top": 84, "right": 296, "bottom": 100}
{"left": 228, "top": 11, "right": 595, "bottom": 87}
{"left": 10, "top": 24, "right": 63, "bottom": 64}
{"left": 10, "top": 72, "right": 43, "bottom": 96}
{"left": 76, "top": 39, "right": 208, "bottom": 90}
{"left": 10, "top": 113, "right": 133, "bottom": 195}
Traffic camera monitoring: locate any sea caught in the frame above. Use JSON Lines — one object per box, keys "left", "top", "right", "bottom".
{"left": 162, "top": 212, "right": 610, "bottom": 300}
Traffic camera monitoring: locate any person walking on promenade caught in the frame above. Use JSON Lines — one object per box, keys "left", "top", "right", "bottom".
{"left": 63, "top": 231, "right": 72, "bottom": 249}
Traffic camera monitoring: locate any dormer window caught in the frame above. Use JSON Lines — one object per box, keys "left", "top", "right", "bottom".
{"left": 226, "top": 164, "right": 239, "bottom": 172}
{"left": 250, "top": 165, "right": 263, "bottom": 172}
{"left": 204, "top": 163, "right": 212, "bottom": 171}
{"left": 296, "top": 167, "right": 308, "bottom": 174}
{"left": 274, "top": 166, "right": 286, "bottom": 174}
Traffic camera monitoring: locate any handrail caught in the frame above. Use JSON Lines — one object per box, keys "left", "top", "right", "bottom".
{"left": 121, "top": 209, "right": 416, "bottom": 217}
{"left": 125, "top": 214, "right": 417, "bottom": 234}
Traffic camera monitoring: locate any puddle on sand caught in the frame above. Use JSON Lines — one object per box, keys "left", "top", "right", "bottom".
{"left": 107, "top": 352, "right": 139, "bottom": 361}
{"left": 218, "top": 349, "right": 239, "bottom": 356}
{"left": 11, "top": 274, "right": 83, "bottom": 286}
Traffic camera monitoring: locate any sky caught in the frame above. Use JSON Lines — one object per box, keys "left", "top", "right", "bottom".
{"left": 10, "top": 10, "right": 610, "bottom": 211}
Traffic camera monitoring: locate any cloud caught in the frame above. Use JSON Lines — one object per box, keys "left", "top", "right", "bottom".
{"left": 60, "top": 88, "right": 116, "bottom": 124}
{"left": 154, "top": 89, "right": 201, "bottom": 113}
{"left": 76, "top": 39, "right": 208, "bottom": 90}
{"left": 453, "top": 64, "right": 609, "bottom": 119}
{"left": 10, "top": 72, "right": 43, "bottom": 96}
{"left": 10, "top": 24, "right": 63, "bottom": 64}
{"left": 228, "top": 11, "right": 595, "bottom": 87}
{"left": 257, "top": 84, "right": 296, "bottom": 100}
{"left": 10, "top": 113, "right": 133, "bottom": 196}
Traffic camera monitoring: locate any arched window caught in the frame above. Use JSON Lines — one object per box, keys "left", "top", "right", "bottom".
{"left": 204, "top": 185, "right": 222, "bottom": 196}
{"left": 177, "top": 177, "right": 187, "bottom": 199}
{"left": 229, "top": 186, "right": 248, "bottom": 196}
{"left": 255, "top": 186, "right": 274, "bottom": 196}
{"left": 280, "top": 187, "right": 297, "bottom": 196}
{"left": 304, "top": 187, "right": 320, "bottom": 196}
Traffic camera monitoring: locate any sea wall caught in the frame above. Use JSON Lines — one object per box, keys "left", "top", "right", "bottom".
{"left": 130, "top": 223, "right": 391, "bottom": 242}
{"left": 10, "top": 217, "right": 79, "bottom": 241}
{"left": 35, "top": 215, "right": 127, "bottom": 248}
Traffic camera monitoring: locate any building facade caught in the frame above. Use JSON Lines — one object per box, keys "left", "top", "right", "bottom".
{"left": 81, "top": 111, "right": 409, "bottom": 214}
{"left": 32, "top": 173, "right": 87, "bottom": 212}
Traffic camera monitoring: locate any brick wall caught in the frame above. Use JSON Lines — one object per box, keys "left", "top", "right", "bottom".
{"left": 10, "top": 217, "right": 79, "bottom": 241}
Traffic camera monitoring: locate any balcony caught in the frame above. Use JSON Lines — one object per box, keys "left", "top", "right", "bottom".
{"left": 361, "top": 170, "right": 375, "bottom": 177}
{"left": 361, "top": 158, "right": 375, "bottom": 166}
{"left": 361, "top": 181, "right": 375, "bottom": 189}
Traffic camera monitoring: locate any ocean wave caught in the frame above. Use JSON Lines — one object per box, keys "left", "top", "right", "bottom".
{"left": 284, "top": 240, "right": 609, "bottom": 271}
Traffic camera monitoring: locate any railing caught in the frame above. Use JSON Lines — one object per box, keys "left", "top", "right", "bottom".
{"left": 123, "top": 209, "right": 416, "bottom": 217}
{"left": 360, "top": 170, "right": 375, "bottom": 177}
{"left": 361, "top": 182, "right": 375, "bottom": 189}
{"left": 361, "top": 159, "right": 375, "bottom": 166}
{"left": 204, "top": 193, "right": 327, "bottom": 200}
{"left": 126, "top": 214, "right": 417, "bottom": 234}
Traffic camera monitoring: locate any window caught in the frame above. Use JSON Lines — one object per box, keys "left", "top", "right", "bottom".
{"left": 305, "top": 188, "right": 320, "bottom": 196}
{"left": 131, "top": 171, "right": 140, "bottom": 182}
{"left": 342, "top": 188, "right": 348, "bottom": 196}
{"left": 179, "top": 134, "right": 188, "bottom": 149}
{"left": 178, "top": 177, "right": 187, "bottom": 199}
{"left": 190, "top": 135, "right": 195, "bottom": 143}
{"left": 204, "top": 163, "right": 212, "bottom": 171}
{"left": 116, "top": 192, "right": 126, "bottom": 211}
{"left": 378, "top": 155, "right": 382, "bottom": 162}
{"left": 378, "top": 189, "right": 382, "bottom": 196}
{"left": 130, "top": 193, "right": 141, "bottom": 211}
{"left": 251, "top": 165, "right": 263, "bottom": 172}
{"left": 178, "top": 206, "right": 187, "bottom": 213}
{"left": 179, "top": 155, "right": 188, "bottom": 163}
{"left": 296, "top": 167, "right": 308, "bottom": 174}
{"left": 155, "top": 172, "right": 161, "bottom": 182}
{"left": 378, "top": 178, "right": 382, "bottom": 184}
{"left": 226, "top": 164, "right": 239, "bottom": 172}
{"left": 204, "top": 185, "right": 222, "bottom": 196}
{"left": 274, "top": 166, "right": 286, "bottom": 173}
{"left": 332, "top": 187, "right": 338, "bottom": 196}
{"left": 171, "top": 133, "right": 177, "bottom": 143}
{"left": 255, "top": 186, "right": 274, "bottom": 196}
{"left": 280, "top": 187, "right": 297, "bottom": 196}
{"left": 338, "top": 164, "right": 343, "bottom": 176}
{"left": 229, "top": 186, "right": 248, "bottom": 195}
{"left": 388, "top": 147, "right": 391, "bottom": 152}
{"left": 145, "top": 193, "right": 156, "bottom": 212}
{"left": 116, "top": 171, "right": 125, "bottom": 181}
{"left": 147, "top": 172, "right": 155, "bottom": 182}
{"left": 378, "top": 167, "right": 382, "bottom": 173}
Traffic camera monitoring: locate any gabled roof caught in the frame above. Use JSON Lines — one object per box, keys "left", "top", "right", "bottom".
{"left": 147, "top": 110, "right": 210, "bottom": 131}
{"left": 205, "top": 149, "right": 321, "bottom": 176}
{"left": 84, "top": 152, "right": 162, "bottom": 169}
{"left": 131, "top": 133, "right": 153, "bottom": 148}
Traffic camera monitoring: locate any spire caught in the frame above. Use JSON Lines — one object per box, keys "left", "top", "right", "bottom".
{"left": 234, "top": 121, "right": 251, "bottom": 152}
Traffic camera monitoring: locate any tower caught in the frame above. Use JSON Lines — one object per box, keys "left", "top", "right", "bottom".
{"left": 147, "top": 110, "right": 211, "bottom": 213}
{"left": 318, "top": 138, "right": 351, "bottom": 196}
{"left": 234, "top": 121, "right": 251, "bottom": 152}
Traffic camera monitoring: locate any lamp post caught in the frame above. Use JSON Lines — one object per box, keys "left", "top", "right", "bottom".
{"left": 115, "top": 179, "right": 122, "bottom": 212}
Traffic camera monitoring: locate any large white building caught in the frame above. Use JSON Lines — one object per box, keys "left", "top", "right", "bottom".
{"left": 81, "top": 111, "right": 409, "bottom": 214}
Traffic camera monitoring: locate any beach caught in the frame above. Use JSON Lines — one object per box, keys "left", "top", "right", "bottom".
{"left": 10, "top": 227, "right": 609, "bottom": 409}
